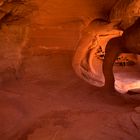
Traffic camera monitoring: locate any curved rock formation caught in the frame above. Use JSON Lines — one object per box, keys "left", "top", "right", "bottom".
{"left": 72, "top": 19, "right": 123, "bottom": 87}
{"left": 72, "top": 0, "right": 140, "bottom": 93}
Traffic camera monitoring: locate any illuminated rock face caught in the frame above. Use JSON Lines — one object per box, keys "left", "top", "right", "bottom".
{"left": 72, "top": 18, "right": 140, "bottom": 93}
{"left": 72, "top": 19, "right": 123, "bottom": 87}
{"left": 72, "top": 0, "right": 140, "bottom": 93}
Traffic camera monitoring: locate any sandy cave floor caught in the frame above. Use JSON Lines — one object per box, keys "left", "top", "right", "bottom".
{"left": 0, "top": 51, "right": 140, "bottom": 140}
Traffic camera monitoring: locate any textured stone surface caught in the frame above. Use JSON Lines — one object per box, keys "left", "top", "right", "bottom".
{"left": 0, "top": 0, "right": 35, "bottom": 82}
{"left": 110, "top": 0, "right": 140, "bottom": 29}
{"left": 72, "top": 8, "right": 140, "bottom": 93}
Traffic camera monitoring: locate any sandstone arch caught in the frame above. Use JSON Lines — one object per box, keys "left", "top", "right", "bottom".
{"left": 72, "top": 0, "right": 140, "bottom": 93}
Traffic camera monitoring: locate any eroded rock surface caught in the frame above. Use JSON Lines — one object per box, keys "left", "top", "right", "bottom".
{"left": 72, "top": 0, "right": 140, "bottom": 93}
{"left": 110, "top": 0, "right": 140, "bottom": 29}
{"left": 0, "top": 0, "right": 36, "bottom": 83}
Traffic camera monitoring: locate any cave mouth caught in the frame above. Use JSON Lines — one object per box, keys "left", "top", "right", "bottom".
{"left": 95, "top": 49, "right": 140, "bottom": 93}
{"left": 89, "top": 46, "right": 140, "bottom": 93}
{"left": 95, "top": 47, "right": 140, "bottom": 93}
{"left": 113, "top": 54, "right": 140, "bottom": 93}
